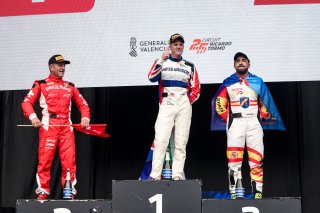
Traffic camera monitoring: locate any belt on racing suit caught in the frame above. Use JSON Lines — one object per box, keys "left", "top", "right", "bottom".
{"left": 231, "top": 112, "right": 257, "bottom": 118}
{"left": 49, "top": 113, "right": 69, "bottom": 119}
{"left": 162, "top": 92, "right": 186, "bottom": 97}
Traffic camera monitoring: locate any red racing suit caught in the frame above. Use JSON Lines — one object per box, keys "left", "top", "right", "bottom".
{"left": 215, "top": 77, "right": 269, "bottom": 193}
{"left": 22, "top": 74, "right": 90, "bottom": 195}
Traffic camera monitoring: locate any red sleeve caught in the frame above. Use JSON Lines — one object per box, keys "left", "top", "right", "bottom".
{"left": 189, "top": 66, "right": 200, "bottom": 104}
{"left": 21, "top": 81, "right": 41, "bottom": 120}
{"left": 72, "top": 85, "right": 91, "bottom": 120}
{"left": 215, "top": 87, "right": 229, "bottom": 122}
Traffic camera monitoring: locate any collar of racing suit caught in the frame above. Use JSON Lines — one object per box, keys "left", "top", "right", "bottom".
{"left": 48, "top": 74, "right": 63, "bottom": 82}
{"left": 235, "top": 72, "right": 254, "bottom": 79}
{"left": 168, "top": 55, "right": 183, "bottom": 62}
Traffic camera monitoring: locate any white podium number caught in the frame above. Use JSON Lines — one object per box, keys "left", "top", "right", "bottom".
{"left": 53, "top": 208, "right": 71, "bottom": 213}
{"left": 149, "top": 194, "right": 163, "bottom": 213}
{"left": 242, "top": 206, "right": 260, "bottom": 213}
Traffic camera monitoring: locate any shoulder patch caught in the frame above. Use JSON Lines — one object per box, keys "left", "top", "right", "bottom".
{"left": 38, "top": 80, "right": 46, "bottom": 84}
{"left": 184, "top": 60, "right": 195, "bottom": 72}
{"left": 184, "top": 60, "right": 194, "bottom": 68}
{"left": 69, "top": 82, "right": 75, "bottom": 87}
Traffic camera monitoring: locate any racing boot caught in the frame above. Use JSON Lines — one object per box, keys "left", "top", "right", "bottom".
{"left": 251, "top": 181, "right": 263, "bottom": 199}
{"left": 37, "top": 192, "right": 48, "bottom": 200}
{"left": 254, "top": 191, "right": 263, "bottom": 199}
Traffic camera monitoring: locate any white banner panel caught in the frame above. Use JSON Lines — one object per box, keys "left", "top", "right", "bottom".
{"left": 0, "top": 0, "right": 319, "bottom": 90}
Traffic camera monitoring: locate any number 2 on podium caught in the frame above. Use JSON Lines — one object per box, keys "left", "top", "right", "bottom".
{"left": 149, "top": 194, "right": 163, "bottom": 213}
{"left": 242, "top": 206, "right": 260, "bottom": 213}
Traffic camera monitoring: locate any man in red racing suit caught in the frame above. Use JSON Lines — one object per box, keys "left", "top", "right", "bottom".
{"left": 22, "top": 54, "right": 90, "bottom": 200}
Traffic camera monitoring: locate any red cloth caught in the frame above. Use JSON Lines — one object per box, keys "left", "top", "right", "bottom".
{"left": 72, "top": 124, "right": 110, "bottom": 138}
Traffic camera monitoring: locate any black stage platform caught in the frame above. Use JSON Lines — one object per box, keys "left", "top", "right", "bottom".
{"left": 14, "top": 180, "right": 301, "bottom": 213}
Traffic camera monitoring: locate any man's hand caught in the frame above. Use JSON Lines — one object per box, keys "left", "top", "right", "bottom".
{"left": 81, "top": 118, "right": 90, "bottom": 129}
{"left": 161, "top": 47, "right": 170, "bottom": 61}
{"left": 31, "top": 118, "right": 42, "bottom": 128}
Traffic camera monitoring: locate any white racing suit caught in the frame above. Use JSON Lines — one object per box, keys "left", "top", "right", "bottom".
{"left": 148, "top": 56, "right": 200, "bottom": 180}
{"left": 216, "top": 78, "right": 269, "bottom": 193}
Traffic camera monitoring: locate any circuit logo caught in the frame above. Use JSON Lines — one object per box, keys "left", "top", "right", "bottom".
{"left": 189, "top": 39, "right": 209, "bottom": 54}
{"left": 189, "top": 38, "right": 232, "bottom": 54}
{"left": 255, "top": 0, "right": 320, "bottom": 5}
{"left": 0, "top": 0, "right": 95, "bottom": 17}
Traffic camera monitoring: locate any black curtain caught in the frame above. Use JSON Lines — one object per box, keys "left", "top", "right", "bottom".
{"left": 1, "top": 82, "right": 319, "bottom": 213}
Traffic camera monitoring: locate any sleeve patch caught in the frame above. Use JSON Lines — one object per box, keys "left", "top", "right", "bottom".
{"left": 184, "top": 60, "right": 194, "bottom": 68}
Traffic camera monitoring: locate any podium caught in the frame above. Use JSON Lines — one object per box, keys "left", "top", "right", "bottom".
{"left": 16, "top": 199, "right": 111, "bottom": 213}
{"left": 112, "top": 179, "right": 202, "bottom": 213}
{"left": 16, "top": 181, "right": 301, "bottom": 213}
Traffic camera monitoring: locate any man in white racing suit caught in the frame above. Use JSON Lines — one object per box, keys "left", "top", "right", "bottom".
{"left": 147, "top": 33, "right": 200, "bottom": 180}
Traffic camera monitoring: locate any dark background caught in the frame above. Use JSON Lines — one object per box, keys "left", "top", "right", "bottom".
{"left": 0, "top": 82, "right": 319, "bottom": 212}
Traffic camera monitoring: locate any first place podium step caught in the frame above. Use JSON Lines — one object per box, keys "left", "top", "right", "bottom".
{"left": 112, "top": 179, "right": 202, "bottom": 213}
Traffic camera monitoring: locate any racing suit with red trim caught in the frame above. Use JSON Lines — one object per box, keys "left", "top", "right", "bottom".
{"left": 215, "top": 78, "right": 269, "bottom": 193}
{"left": 22, "top": 74, "right": 90, "bottom": 195}
{"left": 148, "top": 56, "right": 200, "bottom": 180}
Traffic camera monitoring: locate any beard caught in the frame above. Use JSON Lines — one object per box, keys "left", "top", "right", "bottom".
{"left": 236, "top": 67, "right": 248, "bottom": 75}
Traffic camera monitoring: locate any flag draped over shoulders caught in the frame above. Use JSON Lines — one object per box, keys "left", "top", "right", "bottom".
{"left": 211, "top": 73, "right": 285, "bottom": 131}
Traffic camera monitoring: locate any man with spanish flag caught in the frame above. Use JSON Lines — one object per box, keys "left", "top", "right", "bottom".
{"left": 211, "top": 52, "right": 285, "bottom": 199}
